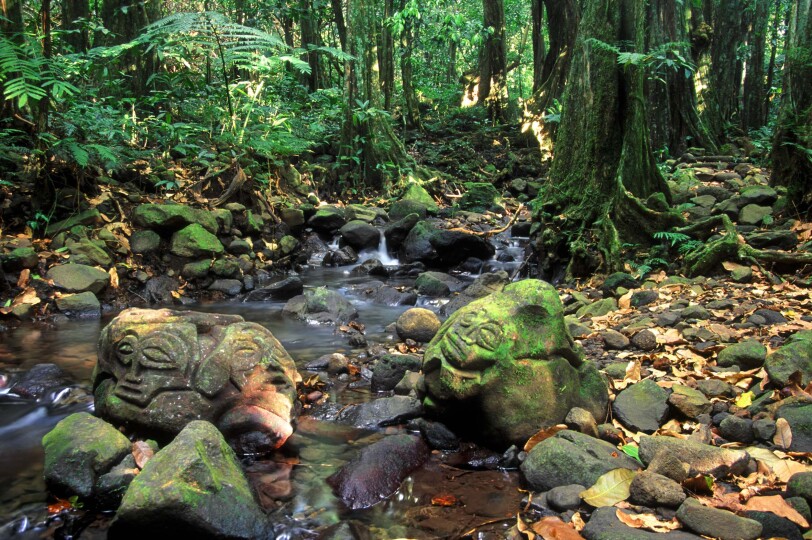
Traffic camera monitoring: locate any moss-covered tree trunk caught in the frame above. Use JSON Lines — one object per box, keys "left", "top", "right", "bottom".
{"left": 645, "top": 0, "right": 716, "bottom": 155}
{"left": 299, "top": 0, "right": 323, "bottom": 92}
{"left": 770, "top": 0, "right": 812, "bottom": 215}
{"left": 400, "top": 1, "right": 422, "bottom": 129}
{"left": 530, "top": 0, "right": 546, "bottom": 93}
{"left": 532, "top": 0, "right": 682, "bottom": 280}
{"left": 742, "top": 0, "right": 769, "bottom": 131}
{"left": 99, "top": 0, "right": 161, "bottom": 96}
{"left": 478, "top": 0, "right": 510, "bottom": 122}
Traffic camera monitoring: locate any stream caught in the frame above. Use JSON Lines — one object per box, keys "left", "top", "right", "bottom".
{"left": 0, "top": 232, "right": 528, "bottom": 539}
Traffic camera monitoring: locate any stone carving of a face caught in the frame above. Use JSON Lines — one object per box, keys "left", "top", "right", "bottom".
{"left": 421, "top": 280, "right": 607, "bottom": 447}
{"left": 93, "top": 309, "right": 301, "bottom": 454}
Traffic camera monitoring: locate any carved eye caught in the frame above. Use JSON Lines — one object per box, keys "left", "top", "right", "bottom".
{"left": 474, "top": 324, "right": 501, "bottom": 351}
{"left": 116, "top": 336, "right": 138, "bottom": 365}
{"left": 459, "top": 312, "right": 477, "bottom": 327}
{"left": 140, "top": 346, "right": 177, "bottom": 369}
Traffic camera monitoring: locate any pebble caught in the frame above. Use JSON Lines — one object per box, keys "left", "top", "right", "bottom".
{"left": 629, "top": 471, "right": 686, "bottom": 508}
{"left": 546, "top": 484, "right": 585, "bottom": 511}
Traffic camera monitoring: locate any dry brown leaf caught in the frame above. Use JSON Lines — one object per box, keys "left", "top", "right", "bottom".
{"left": 618, "top": 291, "right": 633, "bottom": 310}
{"left": 524, "top": 424, "right": 568, "bottom": 452}
{"left": 16, "top": 268, "right": 30, "bottom": 288}
{"left": 747, "top": 447, "right": 812, "bottom": 483}
{"left": 744, "top": 495, "right": 810, "bottom": 527}
{"left": 531, "top": 516, "right": 585, "bottom": 540}
{"left": 109, "top": 267, "right": 119, "bottom": 289}
{"left": 615, "top": 510, "right": 681, "bottom": 532}
{"left": 570, "top": 512, "right": 585, "bottom": 532}
{"left": 624, "top": 360, "right": 641, "bottom": 383}
{"left": 774, "top": 418, "right": 793, "bottom": 450}
{"left": 132, "top": 441, "right": 154, "bottom": 469}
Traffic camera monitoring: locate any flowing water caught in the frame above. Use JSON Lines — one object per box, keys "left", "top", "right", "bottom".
{"left": 0, "top": 231, "right": 526, "bottom": 539}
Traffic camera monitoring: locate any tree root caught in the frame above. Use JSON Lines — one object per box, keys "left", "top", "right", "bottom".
{"left": 676, "top": 214, "right": 812, "bottom": 277}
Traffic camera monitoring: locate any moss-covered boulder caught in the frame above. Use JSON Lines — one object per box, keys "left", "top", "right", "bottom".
{"left": 764, "top": 331, "right": 812, "bottom": 387}
{"left": 459, "top": 182, "right": 501, "bottom": 212}
{"left": 130, "top": 230, "right": 161, "bottom": 254}
{"left": 46, "top": 263, "right": 110, "bottom": 294}
{"left": 282, "top": 287, "right": 359, "bottom": 325}
{"left": 42, "top": 412, "right": 131, "bottom": 498}
{"left": 169, "top": 224, "right": 224, "bottom": 258}
{"left": 133, "top": 204, "right": 219, "bottom": 234}
{"left": 66, "top": 238, "right": 112, "bottom": 266}
{"left": 389, "top": 199, "right": 428, "bottom": 221}
{"left": 400, "top": 182, "right": 438, "bottom": 214}
{"left": 307, "top": 206, "right": 346, "bottom": 233}
{"left": 0, "top": 247, "right": 38, "bottom": 271}
{"left": 421, "top": 279, "right": 609, "bottom": 448}
{"left": 112, "top": 421, "right": 268, "bottom": 539}
{"left": 399, "top": 221, "right": 495, "bottom": 269}
{"left": 717, "top": 340, "right": 767, "bottom": 369}
{"left": 55, "top": 291, "right": 101, "bottom": 318}
{"left": 339, "top": 220, "right": 380, "bottom": 251}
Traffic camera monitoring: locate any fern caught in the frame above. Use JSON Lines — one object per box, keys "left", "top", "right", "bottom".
{"left": 653, "top": 231, "right": 692, "bottom": 247}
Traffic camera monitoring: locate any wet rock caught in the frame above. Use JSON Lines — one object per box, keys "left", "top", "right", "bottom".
{"left": 0, "top": 246, "right": 38, "bottom": 271}
{"left": 56, "top": 291, "right": 101, "bottom": 318}
{"left": 409, "top": 418, "right": 459, "bottom": 450}
{"left": 601, "top": 330, "right": 629, "bottom": 350}
{"left": 94, "top": 309, "right": 300, "bottom": 454}
{"left": 353, "top": 281, "right": 416, "bottom": 306}
{"left": 639, "top": 436, "right": 750, "bottom": 477}
{"left": 308, "top": 206, "right": 346, "bottom": 233}
{"left": 742, "top": 511, "right": 803, "bottom": 540}
{"left": 130, "top": 230, "right": 161, "bottom": 254}
{"left": 719, "top": 415, "right": 754, "bottom": 443}
{"left": 668, "top": 385, "right": 712, "bottom": 419}
{"left": 676, "top": 497, "right": 761, "bottom": 540}
{"left": 717, "top": 340, "right": 767, "bottom": 369}
{"left": 613, "top": 379, "right": 669, "bottom": 433}
{"left": 112, "top": 421, "right": 268, "bottom": 539}
{"left": 350, "top": 258, "right": 386, "bottom": 277}
{"left": 564, "top": 407, "right": 599, "bottom": 438}
{"left": 520, "top": 430, "right": 639, "bottom": 491}
{"left": 776, "top": 403, "right": 812, "bottom": 452}
{"left": 133, "top": 204, "right": 218, "bottom": 233}
{"left": 244, "top": 277, "right": 304, "bottom": 302}
{"left": 337, "top": 396, "right": 424, "bottom": 429}
{"left": 208, "top": 279, "right": 243, "bottom": 296}
{"left": 96, "top": 454, "right": 139, "bottom": 508}
{"left": 423, "top": 280, "right": 608, "bottom": 448}
{"left": 764, "top": 331, "right": 812, "bottom": 387}
{"left": 601, "top": 273, "right": 640, "bottom": 297}
{"left": 327, "top": 434, "right": 428, "bottom": 509}
{"left": 747, "top": 230, "right": 798, "bottom": 250}
{"left": 583, "top": 507, "right": 701, "bottom": 540}
{"left": 43, "top": 412, "right": 131, "bottom": 498}
{"left": 384, "top": 212, "right": 420, "bottom": 250}
{"left": 787, "top": 472, "right": 812, "bottom": 505}
{"left": 372, "top": 354, "right": 422, "bottom": 392}
{"left": 440, "top": 271, "right": 510, "bottom": 315}
{"left": 629, "top": 471, "right": 686, "bottom": 508}
{"left": 547, "top": 484, "right": 585, "bottom": 511}
{"left": 169, "top": 223, "right": 224, "bottom": 258}
{"left": 282, "top": 287, "right": 359, "bottom": 325}
{"left": 399, "top": 221, "right": 495, "bottom": 268}
{"left": 631, "top": 329, "right": 658, "bottom": 351}
{"left": 739, "top": 204, "right": 773, "bottom": 225}
{"left": 7, "top": 364, "right": 71, "bottom": 398}
{"left": 415, "top": 271, "right": 463, "bottom": 297}
{"left": 47, "top": 263, "right": 110, "bottom": 294}
{"left": 323, "top": 246, "right": 358, "bottom": 266}
{"left": 143, "top": 276, "right": 178, "bottom": 304}
{"left": 339, "top": 220, "right": 380, "bottom": 251}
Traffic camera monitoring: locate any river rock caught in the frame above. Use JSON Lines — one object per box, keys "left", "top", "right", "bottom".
{"left": 668, "top": 384, "right": 712, "bottom": 419}
{"left": 739, "top": 204, "right": 772, "bottom": 225}
{"left": 583, "top": 507, "right": 702, "bottom": 540}
{"left": 415, "top": 271, "right": 463, "bottom": 297}
{"left": 399, "top": 182, "right": 437, "bottom": 213}
{"left": 459, "top": 182, "right": 500, "bottom": 211}
{"left": 384, "top": 212, "right": 420, "bottom": 250}
{"left": 93, "top": 308, "right": 300, "bottom": 455}
{"left": 787, "top": 472, "right": 812, "bottom": 505}
{"left": 602, "top": 330, "right": 629, "bottom": 350}
{"left": 244, "top": 277, "right": 304, "bottom": 302}
{"left": 323, "top": 245, "right": 358, "bottom": 266}
{"left": 208, "top": 279, "right": 243, "bottom": 296}
{"left": 282, "top": 287, "right": 358, "bottom": 325}
{"left": 130, "top": 230, "right": 161, "bottom": 254}
{"left": 45, "top": 209, "right": 102, "bottom": 236}
{"left": 307, "top": 206, "right": 346, "bottom": 233}
{"left": 66, "top": 237, "right": 112, "bottom": 266}
{"left": 629, "top": 471, "right": 686, "bottom": 508}
{"left": 743, "top": 511, "right": 803, "bottom": 540}
{"left": 56, "top": 291, "right": 101, "bottom": 318}
{"left": 399, "top": 221, "right": 495, "bottom": 268}
{"left": 440, "top": 271, "right": 510, "bottom": 315}
{"left": 747, "top": 230, "right": 798, "bottom": 250}
{"left": 279, "top": 208, "right": 305, "bottom": 231}
{"left": 336, "top": 396, "right": 424, "bottom": 429}
{"left": 133, "top": 204, "right": 218, "bottom": 234}
{"left": 739, "top": 185, "right": 778, "bottom": 206}
{"left": 0, "top": 246, "right": 38, "bottom": 271}
{"left": 112, "top": 421, "right": 268, "bottom": 539}
{"left": 613, "top": 379, "right": 669, "bottom": 433}
{"left": 339, "top": 220, "right": 380, "bottom": 251}
{"left": 638, "top": 435, "right": 750, "bottom": 477}
{"left": 372, "top": 354, "right": 422, "bottom": 392}
{"left": 422, "top": 279, "right": 608, "bottom": 448}
{"left": 327, "top": 434, "right": 428, "bottom": 509}
{"left": 719, "top": 415, "right": 754, "bottom": 443}
{"left": 601, "top": 272, "right": 640, "bottom": 297}
{"left": 42, "top": 412, "right": 131, "bottom": 498}
{"left": 764, "top": 330, "right": 812, "bottom": 387}
{"left": 396, "top": 308, "right": 440, "bottom": 343}
{"left": 47, "top": 263, "right": 110, "bottom": 294}
{"left": 389, "top": 200, "right": 428, "bottom": 222}
{"left": 776, "top": 403, "right": 812, "bottom": 452}
{"left": 717, "top": 340, "right": 767, "bottom": 369}
{"left": 345, "top": 204, "right": 382, "bottom": 223}
{"left": 169, "top": 223, "right": 224, "bottom": 258}
{"left": 676, "top": 498, "right": 762, "bottom": 540}
{"left": 7, "top": 364, "right": 71, "bottom": 399}
{"left": 520, "top": 430, "right": 639, "bottom": 491}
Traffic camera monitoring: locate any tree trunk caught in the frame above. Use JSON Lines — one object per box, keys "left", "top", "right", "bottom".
{"left": 99, "top": 0, "right": 161, "bottom": 96}
{"left": 299, "top": 0, "right": 322, "bottom": 92}
{"left": 380, "top": 0, "right": 395, "bottom": 109}
{"left": 703, "top": 0, "right": 746, "bottom": 141}
{"left": 401, "top": 1, "right": 422, "bottom": 129}
{"left": 37, "top": 0, "right": 52, "bottom": 134}
{"left": 645, "top": 0, "right": 716, "bottom": 155}
{"left": 478, "top": 0, "right": 509, "bottom": 122}
{"left": 0, "top": 0, "right": 24, "bottom": 123}
{"left": 742, "top": 0, "right": 769, "bottom": 131}
{"left": 533, "top": 0, "right": 681, "bottom": 280}
{"left": 765, "top": 0, "right": 787, "bottom": 118}
{"left": 531, "top": 0, "right": 545, "bottom": 94}
{"left": 770, "top": 0, "right": 812, "bottom": 215}
{"left": 62, "top": 0, "right": 90, "bottom": 52}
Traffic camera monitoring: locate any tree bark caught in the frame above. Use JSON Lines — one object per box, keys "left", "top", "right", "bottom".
{"left": 742, "top": 0, "right": 769, "bottom": 131}
{"left": 380, "top": 0, "right": 395, "bottom": 109}
{"left": 299, "top": 0, "right": 322, "bottom": 92}
{"left": 765, "top": 0, "right": 788, "bottom": 117}
{"left": 770, "top": 0, "right": 812, "bottom": 215}
{"left": 703, "top": 0, "right": 746, "bottom": 141}
{"left": 478, "top": 0, "right": 509, "bottom": 122}
{"left": 62, "top": 0, "right": 90, "bottom": 52}
{"left": 99, "top": 0, "right": 161, "bottom": 95}
{"left": 533, "top": 0, "right": 681, "bottom": 279}
{"left": 401, "top": 0, "right": 422, "bottom": 129}
{"left": 531, "top": 0, "right": 545, "bottom": 94}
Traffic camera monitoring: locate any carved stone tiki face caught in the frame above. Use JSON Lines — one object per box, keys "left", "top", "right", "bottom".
{"left": 93, "top": 308, "right": 301, "bottom": 454}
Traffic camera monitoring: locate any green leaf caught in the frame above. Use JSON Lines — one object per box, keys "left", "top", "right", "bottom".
{"left": 620, "top": 444, "right": 642, "bottom": 465}
{"left": 580, "top": 468, "right": 636, "bottom": 507}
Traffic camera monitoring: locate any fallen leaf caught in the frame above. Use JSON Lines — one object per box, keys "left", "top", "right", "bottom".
{"left": 570, "top": 512, "right": 585, "bottom": 531}
{"left": 524, "top": 424, "right": 568, "bottom": 452}
{"left": 774, "top": 418, "right": 793, "bottom": 450}
{"left": 132, "top": 441, "right": 154, "bottom": 469}
{"left": 618, "top": 291, "right": 633, "bottom": 310}
{"left": 744, "top": 495, "right": 809, "bottom": 527}
{"left": 47, "top": 499, "right": 73, "bottom": 514}
{"left": 431, "top": 493, "right": 458, "bottom": 507}
{"left": 615, "top": 510, "right": 681, "bottom": 532}
{"left": 624, "top": 360, "right": 641, "bottom": 383}
{"left": 531, "top": 516, "right": 585, "bottom": 540}
{"left": 682, "top": 475, "right": 714, "bottom": 495}
{"left": 747, "top": 447, "right": 812, "bottom": 483}
{"left": 17, "top": 268, "right": 29, "bottom": 288}
{"left": 580, "top": 469, "right": 636, "bottom": 507}
{"left": 109, "top": 267, "right": 119, "bottom": 289}
{"left": 735, "top": 391, "right": 754, "bottom": 408}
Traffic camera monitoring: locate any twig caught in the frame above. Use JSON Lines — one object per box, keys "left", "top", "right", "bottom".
{"left": 461, "top": 516, "right": 515, "bottom": 537}
{"left": 446, "top": 203, "right": 525, "bottom": 239}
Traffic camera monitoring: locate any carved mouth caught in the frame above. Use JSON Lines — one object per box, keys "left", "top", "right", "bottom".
{"left": 114, "top": 383, "right": 148, "bottom": 405}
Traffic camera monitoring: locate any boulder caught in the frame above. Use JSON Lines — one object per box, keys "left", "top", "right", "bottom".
{"left": 520, "top": 430, "right": 639, "bottom": 491}
{"left": 629, "top": 471, "right": 686, "bottom": 508}
{"left": 388, "top": 200, "right": 428, "bottom": 222}
{"left": 384, "top": 212, "right": 420, "bottom": 250}
{"left": 440, "top": 271, "right": 510, "bottom": 316}
{"left": 399, "top": 182, "right": 437, "bottom": 213}
{"left": 0, "top": 247, "right": 38, "bottom": 271}
{"left": 423, "top": 279, "right": 609, "bottom": 448}
{"left": 459, "top": 182, "right": 501, "bottom": 211}
{"left": 738, "top": 204, "right": 772, "bottom": 225}
{"left": 47, "top": 263, "right": 110, "bottom": 294}
{"left": 66, "top": 238, "right": 112, "bottom": 266}
{"left": 717, "top": 340, "right": 767, "bottom": 369}
{"left": 395, "top": 308, "right": 441, "bottom": 343}
{"left": 244, "top": 277, "right": 304, "bottom": 302}
{"left": 169, "top": 224, "right": 224, "bottom": 258}
{"left": 345, "top": 204, "right": 382, "bottom": 223}
{"left": 372, "top": 354, "right": 422, "bottom": 392}
{"left": 336, "top": 396, "right": 424, "bottom": 429}
{"left": 56, "top": 291, "right": 101, "bottom": 318}
{"left": 676, "top": 498, "right": 761, "bottom": 540}
{"left": 112, "top": 421, "right": 268, "bottom": 539}
{"left": 339, "top": 220, "right": 380, "bottom": 251}
{"left": 415, "top": 271, "right": 463, "bottom": 297}
{"left": 307, "top": 206, "right": 346, "bottom": 233}
{"left": 93, "top": 308, "right": 300, "bottom": 455}
{"left": 327, "top": 434, "right": 428, "bottom": 509}
{"left": 7, "top": 364, "right": 71, "bottom": 399}
{"left": 133, "top": 204, "right": 218, "bottom": 234}
{"left": 668, "top": 384, "right": 712, "bottom": 419}
{"left": 638, "top": 436, "right": 750, "bottom": 477}
{"left": 613, "top": 379, "right": 669, "bottom": 433}
{"left": 42, "top": 412, "right": 131, "bottom": 498}
{"left": 130, "top": 230, "right": 161, "bottom": 254}
{"left": 399, "top": 221, "right": 495, "bottom": 268}
{"left": 764, "top": 331, "right": 812, "bottom": 387}
{"left": 282, "top": 287, "right": 358, "bottom": 325}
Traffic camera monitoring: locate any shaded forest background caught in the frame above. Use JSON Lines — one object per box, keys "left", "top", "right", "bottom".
{"left": 0, "top": 0, "right": 810, "bottom": 276}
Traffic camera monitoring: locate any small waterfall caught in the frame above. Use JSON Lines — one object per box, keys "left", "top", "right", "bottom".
{"left": 360, "top": 231, "right": 399, "bottom": 266}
